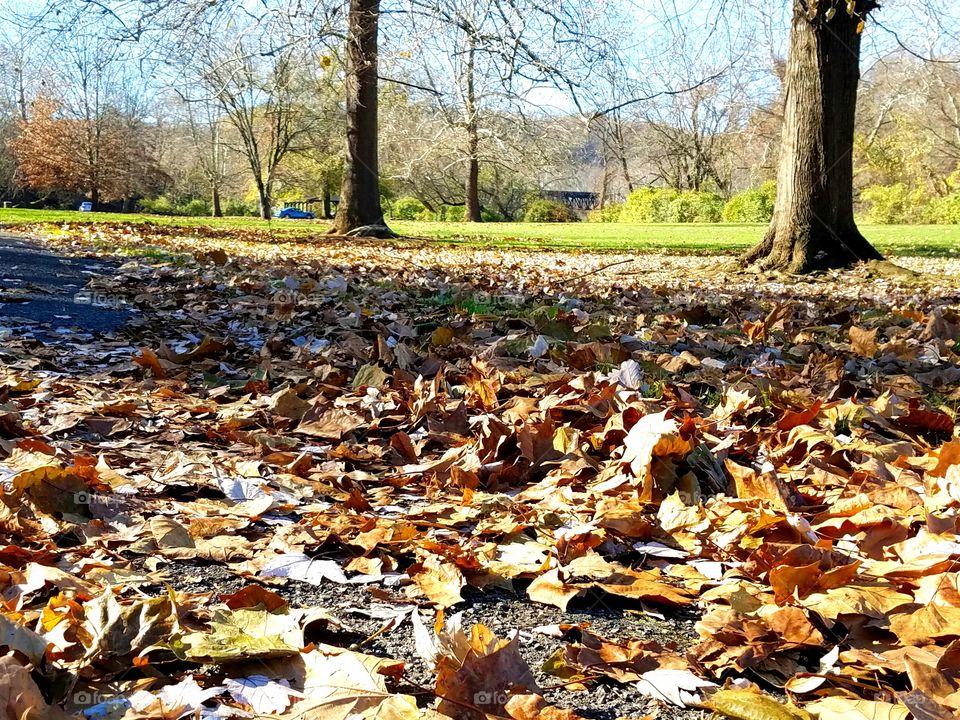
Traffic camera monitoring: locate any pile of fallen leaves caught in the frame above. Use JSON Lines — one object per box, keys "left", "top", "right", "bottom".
{"left": 1, "top": 220, "right": 959, "bottom": 720}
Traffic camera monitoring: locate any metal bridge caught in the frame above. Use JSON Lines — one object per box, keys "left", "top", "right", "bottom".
{"left": 542, "top": 190, "right": 601, "bottom": 212}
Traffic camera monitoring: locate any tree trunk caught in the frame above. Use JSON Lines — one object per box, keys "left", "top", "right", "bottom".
{"left": 256, "top": 181, "right": 271, "bottom": 220}
{"left": 465, "top": 145, "right": 481, "bottom": 222}
{"left": 212, "top": 186, "right": 223, "bottom": 217}
{"left": 742, "top": 1, "right": 882, "bottom": 272}
{"left": 619, "top": 153, "right": 634, "bottom": 194}
{"left": 323, "top": 180, "right": 332, "bottom": 219}
{"left": 15, "top": 65, "right": 27, "bottom": 122}
{"left": 91, "top": 187, "right": 99, "bottom": 211}
{"left": 614, "top": 114, "right": 634, "bottom": 193}
{"left": 329, "top": 0, "right": 394, "bottom": 237}
{"left": 464, "top": 37, "right": 482, "bottom": 223}
{"left": 599, "top": 160, "right": 609, "bottom": 209}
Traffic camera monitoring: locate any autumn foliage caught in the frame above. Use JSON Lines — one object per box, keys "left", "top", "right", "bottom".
{"left": 9, "top": 97, "right": 163, "bottom": 205}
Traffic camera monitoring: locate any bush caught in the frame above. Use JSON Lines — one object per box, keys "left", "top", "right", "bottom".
{"left": 139, "top": 196, "right": 176, "bottom": 215}
{"left": 618, "top": 188, "right": 679, "bottom": 223}
{"left": 140, "top": 195, "right": 212, "bottom": 216}
{"left": 587, "top": 203, "right": 623, "bottom": 223}
{"left": 926, "top": 192, "right": 960, "bottom": 224}
{"left": 480, "top": 207, "right": 503, "bottom": 222}
{"left": 666, "top": 191, "right": 724, "bottom": 223}
{"left": 442, "top": 205, "right": 466, "bottom": 222}
{"left": 223, "top": 199, "right": 256, "bottom": 216}
{"left": 723, "top": 181, "right": 777, "bottom": 223}
{"left": 523, "top": 199, "right": 574, "bottom": 223}
{"left": 390, "top": 196, "right": 427, "bottom": 221}
{"left": 860, "top": 183, "right": 929, "bottom": 224}
{"left": 182, "top": 199, "right": 211, "bottom": 216}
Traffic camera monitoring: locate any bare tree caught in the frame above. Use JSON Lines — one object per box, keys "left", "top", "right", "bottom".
{"left": 188, "top": 39, "right": 319, "bottom": 220}
{"left": 640, "top": 80, "right": 742, "bottom": 195}
{"left": 175, "top": 94, "right": 230, "bottom": 216}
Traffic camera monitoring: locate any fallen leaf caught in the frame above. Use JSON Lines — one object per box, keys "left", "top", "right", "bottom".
{"left": 225, "top": 675, "right": 303, "bottom": 714}
{"left": 806, "top": 697, "right": 908, "bottom": 720}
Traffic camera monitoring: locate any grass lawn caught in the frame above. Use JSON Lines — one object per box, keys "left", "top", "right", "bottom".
{"left": 1, "top": 208, "right": 958, "bottom": 256}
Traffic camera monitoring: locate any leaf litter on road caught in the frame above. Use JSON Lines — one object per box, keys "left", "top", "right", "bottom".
{"left": 0, "top": 222, "right": 959, "bottom": 719}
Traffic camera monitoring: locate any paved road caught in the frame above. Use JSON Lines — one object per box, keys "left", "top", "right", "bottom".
{"left": 0, "top": 234, "right": 130, "bottom": 334}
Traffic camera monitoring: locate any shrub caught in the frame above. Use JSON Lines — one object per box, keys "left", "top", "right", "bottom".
{"left": 666, "top": 191, "right": 724, "bottom": 223}
{"left": 139, "top": 196, "right": 176, "bottom": 215}
{"left": 182, "top": 199, "right": 211, "bottom": 216}
{"left": 587, "top": 203, "right": 623, "bottom": 223}
{"left": 860, "top": 183, "right": 929, "bottom": 224}
{"left": 390, "top": 196, "right": 427, "bottom": 221}
{"left": 480, "top": 207, "right": 503, "bottom": 222}
{"left": 523, "top": 199, "right": 573, "bottom": 223}
{"left": 140, "top": 196, "right": 212, "bottom": 216}
{"left": 442, "top": 205, "right": 466, "bottom": 222}
{"left": 223, "top": 199, "right": 256, "bottom": 216}
{"left": 618, "top": 188, "right": 679, "bottom": 223}
{"left": 722, "top": 181, "right": 777, "bottom": 223}
{"left": 926, "top": 192, "right": 960, "bottom": 224}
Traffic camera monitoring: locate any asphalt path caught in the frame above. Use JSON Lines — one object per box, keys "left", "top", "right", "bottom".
{"left": 0, "top": 234, "right": 130, "bottom": 334}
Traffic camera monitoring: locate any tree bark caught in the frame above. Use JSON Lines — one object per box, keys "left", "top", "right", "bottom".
{"left": 742, "top": 0, "right": 882, "bottom": 273}
{"left": 212, "top": 185, "right": 222, "bottom": 217}
{"left": 465, "top": 144, "right": 481, "bottom": 222}
{"left": 464, "top": 37, "right": 482, "bottom": 223}
{"left": 598, "top": 159, "right": 609, "bottom": 209}
{"left": 256, "top": 183, "right": 271, "bottom": 220}
{"left": 613, "top": 114, "right": 634, "bottom": 193}
{"left": 323, "top": 181, "right": 332, "bottom": 219}
{"left": 329, "top": 0, "right": 394, "bottom": 237}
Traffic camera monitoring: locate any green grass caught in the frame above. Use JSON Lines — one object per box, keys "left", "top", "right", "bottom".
{"left": 1, "top": 208, "right": 958, "bottom": 256}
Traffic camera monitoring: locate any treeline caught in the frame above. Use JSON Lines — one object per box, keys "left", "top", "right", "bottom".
{"left": 2, "top": 9, "right": 960, "bottom": 226}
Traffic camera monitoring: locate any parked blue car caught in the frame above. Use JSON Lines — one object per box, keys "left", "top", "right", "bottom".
{"left": 78, "top": 201, "right": 93, "bottom": 212}
{"left": 274, "top": 207, "right": 316, "bottom": 219}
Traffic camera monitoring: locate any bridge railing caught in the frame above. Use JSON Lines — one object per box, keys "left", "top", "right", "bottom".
{"left": 542, "top": 190, "right": 601, "bottom": 212}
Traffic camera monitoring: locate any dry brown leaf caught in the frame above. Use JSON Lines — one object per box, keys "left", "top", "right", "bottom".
{"left": 802, "top": 584, "right": 914, "bottom": 620}
{"left": 277, "top": 646, "right": 418, "bottom": 720}
{"left": 436, "top": 624, "right": 539, "bottom": 720}
{"left": 0, "top": 653, "right": 70, "bottom": 720}
{"left": 805, "top": 697, "right": 908, "bottom": 720}
{"left": 725, "top": 459, "right": 793, "bottom": 511}
{"left": 849, "top": 326, "right": 879, "bottom": 357}
{"left": 409, "top": 555, "right": 466, "bottom": 608}
{"left": 295, "top": 406, "right": 365, "bottom": 439}
{"left": 505, "top": 694, "right": 585, "bottom": 719}
{"left": 890, "top": 603, "right": 960, "bottom": 646}
{"left": 621, "top": 410, "right": 691, "bottom": 501}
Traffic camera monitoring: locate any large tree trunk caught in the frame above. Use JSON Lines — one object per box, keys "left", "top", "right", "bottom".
{"left": 329, "top": 0, "right": 394, "bottom": 237}
{"left": 212, "top": 185, "right": 222, "bottom": 218}
{"left": 742, "top": 0, "right": 882, "bottom": 272}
